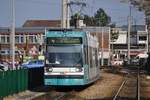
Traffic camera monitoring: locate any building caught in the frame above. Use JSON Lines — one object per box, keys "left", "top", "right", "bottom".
{"left": 111, "top": 25, "right": 148, "bottom": 60}
{"left": 0, "top": 20, "right": 61, "bottom": 63}
{"left": 0, "top": 26, "right": 111, "bottom": 66}
{"left": 0, "top": 27, "right": 45, "bottom": 62}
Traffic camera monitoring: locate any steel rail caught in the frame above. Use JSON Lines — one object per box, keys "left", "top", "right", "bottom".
{"left": 137, "top": 66, "right": 140, "bottom": 100}
{"left": 113, "top": 66, "right": 140, "bottom": 100}
{"left": 113, "top": 78, "right": 127, "bottom": 100}
{"left": 53, "top": 92, "right": 68, "bottom": 100}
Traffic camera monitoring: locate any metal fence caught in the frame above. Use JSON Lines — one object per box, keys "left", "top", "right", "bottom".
{"left": 0, "top": 68, "right": 28, "bottom": 98}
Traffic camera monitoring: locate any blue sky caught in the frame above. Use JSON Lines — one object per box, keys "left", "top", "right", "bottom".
{"left": 0, "top": 0, "right": 145, "bottom": 27}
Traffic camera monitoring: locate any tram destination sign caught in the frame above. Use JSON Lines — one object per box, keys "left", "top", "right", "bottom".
{"left": 47, "top": 37, "right": 82, "bottom": 44}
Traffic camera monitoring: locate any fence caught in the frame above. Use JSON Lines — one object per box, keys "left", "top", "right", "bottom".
{"left": 0, "top": 68, "right": 28, "bottom": 98}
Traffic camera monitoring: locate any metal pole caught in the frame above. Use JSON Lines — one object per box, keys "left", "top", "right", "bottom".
{"left": 101, "top": 27, "right": 104, "bottom": 66}
{"left": 11, "top": 0, "right": 15, "bottom": 69}
{"left": 108, "top": 27, "right": 111, "bottom": 66}
{"left": 137, "top": 66, "right": 140, "bottom": 100}
{"left": 145, "top": 25, "right": 149, "bottom": 53}
{"left": 146, "top": 25, "right": 149, "bottom": 53}
{"left": 110, "top": 28, "right": 113, "bottom": 61}
{"left": 61, "top": 0, "right": 67, "bottom": 28}
{"left": 127, "top": 5, "right": 131, "bottom": 64}
{"left": 67, "top": 0, "right": 70, "bottom": 29}
{"left": 112, "top": 43, "right": 113, "bottom": 59}
{"left": 148, "top": 25, "right": 150, "bottom": 53}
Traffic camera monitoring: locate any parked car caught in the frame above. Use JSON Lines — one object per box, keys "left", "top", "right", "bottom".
{"left": 0, "top": 63, "right": 9, "bottom": 71}
{"left": 131, "top": 53, "right": 148, "bottom": 65}
{"left": 111, "top": 59, "right": 124, "bottom": 66}
{"left": 21, "top": 60, "right": 44, "bottom": 68}
{"left": 0, "top": 63, "right": 4, "bottom": 71}
{"left": 131, "top": 58, "right": 139, "bottom": 65}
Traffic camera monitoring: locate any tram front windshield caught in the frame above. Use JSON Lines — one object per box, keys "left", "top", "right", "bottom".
{"left": 46, "top": 45, "right": 83, "bottom": 67}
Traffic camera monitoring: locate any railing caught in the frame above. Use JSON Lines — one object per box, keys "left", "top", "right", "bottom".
{"left": 0, "top": 68, "right": 28, "bottom": 98}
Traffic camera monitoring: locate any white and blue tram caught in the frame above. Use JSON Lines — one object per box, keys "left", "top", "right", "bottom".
{"left": 44, "top": 29, "right": 100, "bottom": 86}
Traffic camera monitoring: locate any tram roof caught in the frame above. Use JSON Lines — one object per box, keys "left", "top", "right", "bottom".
{"left": 46, "top": 30, "right": 86, "bottom": 37}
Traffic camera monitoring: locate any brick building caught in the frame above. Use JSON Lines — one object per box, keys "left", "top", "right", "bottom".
{"left": 0, "top": 20, "right": 111, "bottom": 65}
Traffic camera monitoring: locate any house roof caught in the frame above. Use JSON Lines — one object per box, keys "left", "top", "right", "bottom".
{"left": 23, "top": 20, "right": 61, "bottom": 27}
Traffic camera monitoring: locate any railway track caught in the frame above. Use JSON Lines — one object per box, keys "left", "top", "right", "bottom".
{"left": 33, "top": 86, "right": 87, "bottom": 100}
{"left": 32, "top": 90, "right": 71, "bottom": 100}
{"left": 113, "top": 66, "right": 139, "bottom": 100}
{"left": 52, "top": 91, "right": 81, "bottom": 100}
{"left": 140, "top": 71, "right": 150, "bottom": 100}
{"left": 113, "top": 65, "right": 150, "bottom": 100}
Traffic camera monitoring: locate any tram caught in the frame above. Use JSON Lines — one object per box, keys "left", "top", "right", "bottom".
{"left": 44, "top": 29, "right": 100, "bottom": 86}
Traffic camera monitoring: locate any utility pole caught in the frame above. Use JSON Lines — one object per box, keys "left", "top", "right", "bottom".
{"left": 144, "top": 23, "right": 149, "bottom": 53}
{"left": 108, "top": 27, "right": 111, "bottom": 66}
{"left": 62, "top": 0, "right": 70, "bottom": 28}
{"left": 67, "top": 0, "right": 70, "bottom": 28}
{"left": 101, "top": 27, "right": 104, "bottom": 66}
{"left": 11, "top": 0, "right": 15, "bottom": 69}
{"left": 111, "top": 28, "right": 114, "bottom": 61}
{"left": 62, "top": 0, "right": 67, "bottom": 28}
{"left": 127, "top": 4, "right": 131, "bottom": 64}
{"left": 146, "top": 25, "right": 149, "bottom": 53}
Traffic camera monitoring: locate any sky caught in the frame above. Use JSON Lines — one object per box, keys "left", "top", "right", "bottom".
{"left": 0, "top": 0, "right": 145, "bottom": 27}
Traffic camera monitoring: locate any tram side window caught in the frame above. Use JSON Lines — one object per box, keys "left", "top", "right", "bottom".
{"left": 89, "top": 47, "right": 93, "bottom": 68}
{"left": 95, "top": 49, "right": 98, "bottom": 67}
{"left": 84, "top": 46, "right": 88, "bottom": 64}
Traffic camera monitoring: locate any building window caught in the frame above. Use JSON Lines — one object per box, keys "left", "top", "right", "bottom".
{"left": 20, "top": 36, "right": 24, "bottom": 43}
{"left": 139, "top": 36, "right": 147, "bottom": 41}
{"left": 7, "top": 36, "right": 10, "bottom": 43}
{"left": 34, "top": 36, "right": 38, "bottom": 43}
{"left": 15, "top": 35, "right": 24, "bottom": 43}
{"left": 1, "top": 36, "right": 6, "bottom": 43}
{"left": 0, "top": 35, "right": 10, "bottom": 44}
{"left": 28, "top": 35, "right": 38, "bottom": 43}
{"left": 28, "top": 35, "right": 34, "bottom": 43}
{"left": 0, "top": 49, "right": 22, "bottom": 56}
{"left": 0, "top": 50, "right": 8, "bottom": 55}
{"left": 15, "top": 35, "right": 20, "bottom": 43}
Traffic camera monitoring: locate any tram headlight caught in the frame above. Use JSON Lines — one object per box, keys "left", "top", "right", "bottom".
{"left": 75, "top": 68, "right": 82, "bottom": 72}
{"left": 45, "top": 67, "right": 53, "bottom": 72}
{"left": 48, "top": 68, "right": 53, "bottom": 72}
